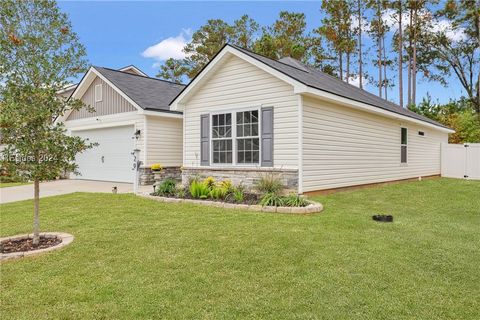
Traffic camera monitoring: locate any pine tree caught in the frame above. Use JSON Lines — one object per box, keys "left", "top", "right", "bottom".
{"left": 317, "top": 0, "right": 356, "bottom": 82}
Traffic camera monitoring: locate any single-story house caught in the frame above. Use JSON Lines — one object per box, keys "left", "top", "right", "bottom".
{"left": 57, "top": 65, "right": 185, "bottom": 184}
{"left": 169, "top": 44, "right": 454, "bottom": 194}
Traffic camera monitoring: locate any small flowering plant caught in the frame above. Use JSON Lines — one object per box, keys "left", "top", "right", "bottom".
{"left": 151, "top": 163, "right": 163, "bottom": 172}
{"left": 203, "top": 176, "right": 216, "bottom": 188}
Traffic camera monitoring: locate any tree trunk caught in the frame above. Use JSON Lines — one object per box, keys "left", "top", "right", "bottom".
{"left": 339, "top": 51, "right": 343, "bottom": 81}
{"left": 32, "top": 179, "right": 40, "bottom": 246}
{"left": 358, "top": 0, "right": 363, "bottom": 89}
{"left": 407, "top": 6, "right": 413, "bottom": 106}
{"left": 412, "top": 6, "right": 418, "bottom": 106}
{"left": 377, "top": 1, "right": 382, "bottom": 98}
{"left": 378, "top": 34, "right": 382, "bottom": 98}
{"left": 346, "top": 52, "right": 350, "bottom": 84}
{"left": 398, "top": 0, "right": 403, "bottom": 108}
{"left": 383, "top": 35, "right": 388, "bottom": 99}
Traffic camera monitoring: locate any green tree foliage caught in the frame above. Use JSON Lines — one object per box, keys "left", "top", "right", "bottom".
{"left": 231, "top": 14, "right": 259, "bottom": 49}
{"left": 316, "top": 0, "right": 357, "bottom": 82}
{"left": 155, "top": 58, "right": 188, "bottom": 84}
{"left": 428, "top": 0, "right": 480, "bottom": 113}
{"left": 157, "top": 15, "right": 258, "bottom": 82}
{"left": 410, "top": 96, "right": 480, "bottom": 143}
{"left": 183, "top": 19, "right": 233, "bottom": 79}
{"left": 256, "top": 11, "right": 310, "bottom": 60}
{"left": 0, "top": 0, "right": 93, "bottom": 245}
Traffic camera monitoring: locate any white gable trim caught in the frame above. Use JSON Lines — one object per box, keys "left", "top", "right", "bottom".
{"left": 170, "top": 46, "right": 303, "bottom": 110}
{"left": 88, "top": 68, "right": 144, "bottom": 112}
{"left": 60, "top": 67, "right": 143, "bottom": 122}
{"left": 119, "top": 65, "right": 148, "bottom": 77}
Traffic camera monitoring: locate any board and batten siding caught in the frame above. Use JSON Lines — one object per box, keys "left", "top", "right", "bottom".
{"left": 145, "top": 116, "right": 183, "bottom": 167}
{"left": 183, "top": 54, "right": 299, "bottom": 169}
{"left": 302, "top": 96, "right": 448, "bottom": 192}
{"left": 67, "top": 76, "right": 136, "bottom": 121}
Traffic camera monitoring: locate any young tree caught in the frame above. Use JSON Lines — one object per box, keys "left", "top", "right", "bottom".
{"left": 0, "top": 0, "right": 93, "bottom": 245}
{"left": 156, "top": 58, "right": 188, "bottom": 84}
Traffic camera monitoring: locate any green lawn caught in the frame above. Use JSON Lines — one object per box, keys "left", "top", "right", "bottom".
{"left": 0, "top": 181, "right": 30, "bottom": 188}
{"left": 1, "top": 178, "right": 479, "bottom": 319}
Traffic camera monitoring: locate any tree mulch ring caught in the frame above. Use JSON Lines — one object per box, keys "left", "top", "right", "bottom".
{"left": 1, "top": 236, "right": 62, "bottom": 254}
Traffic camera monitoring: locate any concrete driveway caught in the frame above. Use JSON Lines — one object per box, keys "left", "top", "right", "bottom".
{"left": 0, "top": 180, "right": 137, "bottom": 204}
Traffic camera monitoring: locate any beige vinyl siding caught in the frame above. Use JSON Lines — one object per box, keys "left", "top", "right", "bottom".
{"left": 302, "top": 96, "right": 448, "bottom": 192}
{"left": 145, "top": 116, "right": 183, "bottom": 167}
{"left": 67, "top": 76, "right": 136, "bottom": 121}
{"left": 183, "top": 55, "right": 299, "bottom": 169}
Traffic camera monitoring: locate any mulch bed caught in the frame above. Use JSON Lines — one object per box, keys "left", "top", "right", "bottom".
{"left": 1, "top": 237, "right": 62, "bottom": 254}
{"left": 153, "top": 192, "right": 260, "bottom": 205}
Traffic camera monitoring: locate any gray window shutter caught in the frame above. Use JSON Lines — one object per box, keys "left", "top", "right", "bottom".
{"left": 200, "top": 114, "right": 210, "bottom": 166}
{"left": 261, "top": 107, "right": 274, "bottom": 167}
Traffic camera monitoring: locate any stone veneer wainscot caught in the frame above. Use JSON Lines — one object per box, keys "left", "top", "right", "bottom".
{"left": 181, "top": 167, "right": 298, "bottom": 190}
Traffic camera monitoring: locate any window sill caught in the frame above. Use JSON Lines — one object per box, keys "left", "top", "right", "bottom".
{"left": 183, "top": 166, "right": 297, "bottom": 172}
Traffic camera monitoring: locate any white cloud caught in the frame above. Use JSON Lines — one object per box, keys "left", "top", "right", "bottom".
{"left": 345, "top": 74, "right": 369, "bottom": 88}
{"left": 350, "top": 15, "right": 370, "bottom": 34}
{"left": 381, "top": 9, "right": 466, "bottom": 42}
{"left": 430, "top": 19, "right": 467, "bottom": 42}
{"left": 142, "top": 29, "right": 192, "bottom": 62}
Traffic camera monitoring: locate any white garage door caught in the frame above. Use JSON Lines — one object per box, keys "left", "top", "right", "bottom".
{"left": 72, "top": 126, "right": 135, "bottom": 183}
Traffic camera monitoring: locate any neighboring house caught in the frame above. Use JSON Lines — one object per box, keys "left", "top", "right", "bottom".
{"left": 57, "top": 65, "right": 185, "bottom": 184}
{"left": 170, "top": 44, "right": 454, "bottom": 194}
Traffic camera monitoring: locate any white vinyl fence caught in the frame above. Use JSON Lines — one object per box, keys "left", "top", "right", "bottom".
{"left": 441, "top": 143, "right": 480, "bottom": 180}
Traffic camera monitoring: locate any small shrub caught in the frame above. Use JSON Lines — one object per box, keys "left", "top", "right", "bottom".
{"left": 255, "top": 173, "right": 284, "bottom": 195}
{"left": 283, "top": 193, "right": 309, "bottom": 207}
{"left": 187, "top": 174, "right": 201, "bottom": 186}
{"left": 260, "top": 192, "right": 285, "bottom": 207}
{"left": 189, "top": 180, "right": 210, "bottom": 199}
{"left": 151, "top": 163, "right": 162, "bottom": 171}
{"left": 203, "top": 176, "right": 216, "bottom": 189}
{"left": 175, "top": 186, "right": 186, "bottom": 198}
{"left": 233, "top": 188, "right": 244, "bottom": 203}
{"left": 209, "top": 185, "right": 227, "bottom": 200}
{"left": 156, "top": 178, "right": 176, "bottom": 195}
{"left": 219, "top": 179, "right": 234, "bottom": 193}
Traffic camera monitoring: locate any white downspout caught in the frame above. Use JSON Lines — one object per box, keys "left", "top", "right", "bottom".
{"left": 297, "top": 94, "right": 303, "bottom": 194}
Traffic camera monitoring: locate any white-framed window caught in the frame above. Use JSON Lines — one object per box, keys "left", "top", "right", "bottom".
{"left": 236, "top": 110, "right": 260, "bottom": 164}
{"left": 95, "top": 84, "right": 102, "bottom": 102}
{"left": 401, "top": 127, "right": 408, "bottom": 163}
{"left": 211, "top": 109, "right": 260, "bottom": 165}
{"left": 212, "top": 113, "right": 233, "bottom": 164}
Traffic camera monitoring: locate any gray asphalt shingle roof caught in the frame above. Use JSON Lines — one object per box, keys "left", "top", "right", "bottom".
{"left": 94, "top": 67, "right": 185, "bottom": 114}
{"left": 230, "top": 45, "right": 449, "bottom": 130}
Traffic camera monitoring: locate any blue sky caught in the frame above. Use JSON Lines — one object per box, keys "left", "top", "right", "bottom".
{"left": 58, "top": 1, "right": 464, "bottom": 106}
